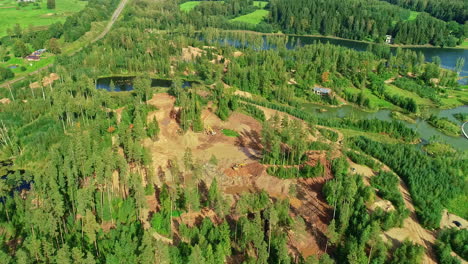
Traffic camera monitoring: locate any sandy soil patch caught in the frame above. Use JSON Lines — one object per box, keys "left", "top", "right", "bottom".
{"left": 440, "top": 209, "right": 467, "bottom": 229}
{"left": 0, "top": 98, "right": 11, "bottom": 104}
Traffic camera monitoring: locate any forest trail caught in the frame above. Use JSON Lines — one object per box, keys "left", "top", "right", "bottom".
{"left": 0, "top": 0, "right": 129, "bottom": 88}
{"left": 91, "top": 0, "right": 129, "bottom": 44}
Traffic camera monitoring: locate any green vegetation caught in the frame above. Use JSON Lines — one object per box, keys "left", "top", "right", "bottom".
{"left": 423, "top": 142, "right": 456, "bottom": 156}
{"left": 179, "top": 1, "right": 201, "bottom": 12}
{"left": 391, "top": 111, "right": 416, "bottom": 123}
{"left": 0, "top": 0, "right": 87, "bottom": 37}
{"left": 317, "top": 127, "right": 338, "bottom": 142}
{"left": 230, "top": 9, "right": 269, "bottom": 25}
{"left": 1, "top": 0, "right": 467, "bottom": 263}
{"left": 253, "top": 1, "right": 268, "bottom": 8}
{"left": 453, "top": 113, "right": 467, "bottom": 122}
{"left": 406, "top": 11, "right": 419, "bottom": 21}
{"left": 346, "top": 151, "right": 380, "bottom": 170}
{"left": 267, "top": 163, "right": 324, "bottom": 179}
{"left": 435, "top": 228, "right": 468, "bottom": 263}
{"left": 427, "top": 115, "right": 460, "bottom": 137}
{"left": 221, "top": 128, "right": 239, "bottom": 137}
{"left": 351, "top": 136, "right": 466, "bottom": 228}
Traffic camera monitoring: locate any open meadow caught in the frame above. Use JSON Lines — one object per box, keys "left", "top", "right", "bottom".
{"left": 0, "top": 0, "right": 86, "bottom": 37}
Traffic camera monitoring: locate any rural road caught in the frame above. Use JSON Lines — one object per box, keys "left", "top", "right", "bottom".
{"left": 0, "top": 0, "right": 129, "bottom": 88}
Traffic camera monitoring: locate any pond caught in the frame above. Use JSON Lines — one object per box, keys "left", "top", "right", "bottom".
{"left": 8, "top": 65, "right": 18, "bottom": 69}
{"left": 302, "top": 103, "right": 468, "bottom": 150}
{"left": 96, "top": 76, "right": 194, "bottom": 91}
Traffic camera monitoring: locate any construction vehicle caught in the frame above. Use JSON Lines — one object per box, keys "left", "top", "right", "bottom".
{"left": 205, "top": 126, "right": 217, "bottom": 136}
{"left": 232, "top": 163, "right": 246, "bottom": 171}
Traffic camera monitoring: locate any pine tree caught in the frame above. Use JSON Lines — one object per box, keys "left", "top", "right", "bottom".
{"left": 47, "top": 0, "right": 56, "bottom": 9}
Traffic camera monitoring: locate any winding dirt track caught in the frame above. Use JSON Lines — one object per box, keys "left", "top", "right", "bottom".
{"left": 0, "top": 0, "right": 129, "bottom": 88}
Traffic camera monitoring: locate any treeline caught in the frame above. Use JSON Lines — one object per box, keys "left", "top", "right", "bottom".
{"left": 434, "top": 228, "right": 468, "bottom": 264}
{"left": 267, "top": 163, "right": 324, "bottom": 179}
{"left": 379, "top": 0, "right": 467, "bottom": 24}
{"left": 0, "top": 66, "right": 14, "bottom": 82}
{"left": 346, "top": 151, "right": 380, "bottom": 170}
{"left": 323, "top": 157, "right": 422, "bottom": 263}
{"left": 261, "top": 114, "right": 309, "bottom": 165}
{"left": 268, "top": 0, "right": 465, "bottom": 46}
{"left": 240, "top": 97, "right": 419, "bottom": 141}
{"left": 370, "top": 171, "right": 410, "bottom": 230}
{"left": 350, "top": 136, "right": 467, "bottom": 228}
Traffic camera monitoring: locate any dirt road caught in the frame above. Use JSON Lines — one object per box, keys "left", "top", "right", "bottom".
{"left": 0, "top": 0, "right": 128, "bottom": 88}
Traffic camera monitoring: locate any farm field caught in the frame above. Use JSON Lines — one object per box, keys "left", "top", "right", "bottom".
{"left": 230, "top": 9, "right": 269, "bottom": 24}
{"left": 0, "top": 0, "right": 87, "bottom": 37}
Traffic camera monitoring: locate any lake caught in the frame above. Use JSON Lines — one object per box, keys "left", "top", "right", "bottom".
{"left": 302, "top": 103, "right": 468, "bottom": 150}
{"left": 223, "top": 34, "right": 468, "bottom": 83}
{"left": 96, "top": 77, "right": 194, "bottom": 91}
{"left": 288, "top": 36, "right": 468, "bottom": 79}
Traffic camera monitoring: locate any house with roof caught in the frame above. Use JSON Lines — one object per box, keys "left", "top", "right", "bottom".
{"left": 313, "top": 87, "right": 332, "bottom": 96}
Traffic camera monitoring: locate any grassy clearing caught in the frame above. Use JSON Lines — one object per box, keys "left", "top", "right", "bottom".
{"left": 422, "top": 142, "right": 456, "bottom": 156}
{"left": 0, "top": 54, "right": 55, "bottom": 76}
{"left": 438, "top": 89, "right": 468, "bottom": 108}
{"left": 446, "top": 193, "right": 468, "bottom": 219}
{"left": 459, "top": 39, "right": 468, "bottom": 48}
{"left": 339, "top": 128, "right": 402, "bottom": 144}
{"left": 0, "top": 0, "right": 87, "bottom": 37}
{"left": 406, "top": 11, "right": 419, "bottom": 21}
{"left": 179, "top": 1, "right": 201, "bottom": 12}
{"left": 253, "top": 1, "right": 268, "bottom": 8}
{"left": 385, "top": 84, "right": 435, "bottom": 107}
{"left": 230, "top": 9, "right": 269, "bottom": 25}
{"left": 344, "top": 86, "right": 396, "bottom": 110}
{"left": 221, "top": 129, "right": 240, "bottom": 137}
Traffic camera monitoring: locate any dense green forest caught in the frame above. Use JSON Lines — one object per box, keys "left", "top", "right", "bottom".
{"left": 179, "top": 0, "right": 467, "bottom": 46}
{"left": 0, "top": 0, "right": 467, "bottom": 263}
{"left": 378, "top": 0, "right": 467, "bottom": 24}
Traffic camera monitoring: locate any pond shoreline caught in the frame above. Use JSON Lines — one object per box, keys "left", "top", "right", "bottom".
{"left": 219, "top": 30, "right": 468, "bottom": 50}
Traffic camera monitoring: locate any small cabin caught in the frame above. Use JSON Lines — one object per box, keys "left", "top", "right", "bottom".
{"left": 313, "top": 87, "right": 332, "bottom": 96}
{"left": 385, "top": 35, "right": 392, "bottom": 44}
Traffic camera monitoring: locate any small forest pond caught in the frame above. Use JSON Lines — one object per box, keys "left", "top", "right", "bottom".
{"left": 303, "top": 103, "right": 468, "bottom": 150}
{"left": 96, "top": 76, "right": 194, "bottom": 92}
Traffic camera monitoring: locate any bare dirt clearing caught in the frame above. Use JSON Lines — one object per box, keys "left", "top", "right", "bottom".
{"left": 144, "top": 92, "right": 333, "bottom": 258}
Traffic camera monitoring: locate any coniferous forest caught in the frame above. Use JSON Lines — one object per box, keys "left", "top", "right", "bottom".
{"left": 0, "top": 0, "right": 467, "bottom": 263}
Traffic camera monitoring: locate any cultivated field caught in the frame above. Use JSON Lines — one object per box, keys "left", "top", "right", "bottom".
{"left": 0, "top": 0, "right": 86, "bottom": 37}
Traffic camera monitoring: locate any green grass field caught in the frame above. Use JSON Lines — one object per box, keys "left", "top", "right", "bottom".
{"left": 179, "top": 1, "right": 201, "bottom": 12}
{"left": 406, "top": 11, "right": 419, "bottom": 21}
{"left": 253, "top": 1, "right": 268, "bottom": 8}
{"left": 230, "top": 9, "right": 269, "bottom": 25}
{"left": 385, "top": 84, "right": 435, "bottom": 107}
{"left": 221, "top": 129, "right": 240, "bottom": 137}
{"left": 344, "top": 86, "right": 396, "bottom": 110}
{"left": 0, "top": 0, "right": 87, "bottom": 37}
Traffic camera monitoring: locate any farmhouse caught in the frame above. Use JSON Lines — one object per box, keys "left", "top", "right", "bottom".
{"left": 313, "top": 87, "right": 332, "bottom": 96}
